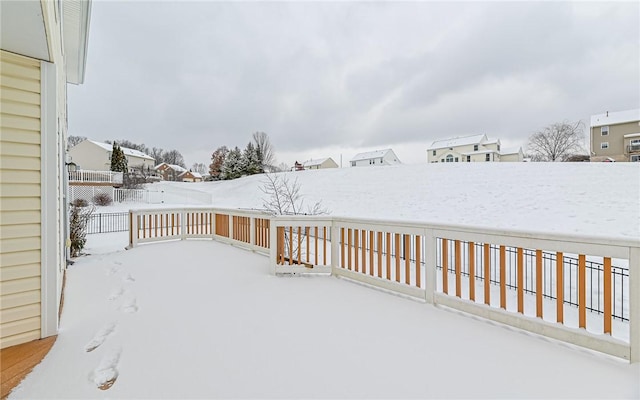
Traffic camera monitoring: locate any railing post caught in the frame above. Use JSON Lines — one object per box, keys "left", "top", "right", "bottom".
{"left": 228, "top": 213, "right": 234, "bottom": 241}
{"left": 630, "top": 246, "right": 640, "bottom": 363}
{"left": 330, "top": 220, "right": 339, "bottom": 274}
{"left": 269, "top": 218, "right": 278, "bottom": 275}
{"left": 180, "top": 210, "right": 186, "bottom": 240}
{"left": 424, "top": 228, "right": 436, "bottom": 304}
{"left": 250, "top": 216, "right": 256, "bottom": 246}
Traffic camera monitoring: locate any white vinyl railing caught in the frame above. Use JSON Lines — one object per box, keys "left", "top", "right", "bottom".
{"left": 126, "top": 207, "right": 639, "bottom": 363}
{"left": 69, "top": 170, "right": 123, "bottom": 184}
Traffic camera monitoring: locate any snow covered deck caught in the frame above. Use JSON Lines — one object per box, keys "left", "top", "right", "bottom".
{"left": 9, "top": 233, "right": 639, "bottom": 398}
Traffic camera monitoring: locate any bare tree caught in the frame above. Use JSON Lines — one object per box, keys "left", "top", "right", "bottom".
{"left": 252, "top": 131, "right": 276, "bottom": 170}
{"left": 163, "top": 149, "right": 186, "bottom": 168}
{"left": 527, "top": 121, "right": 585, "bottom": 162}
{"left": 68, "top": 135, "right": 87, "bottom": 148}
{"left": 192, "top": 162, "right": 207, "bottom": 175}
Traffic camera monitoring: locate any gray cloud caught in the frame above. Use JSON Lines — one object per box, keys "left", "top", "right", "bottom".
{"left": 69, "top": 1, "right": 639, "bottom": 166}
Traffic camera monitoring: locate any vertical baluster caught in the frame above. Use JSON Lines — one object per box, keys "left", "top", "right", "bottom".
{"left": 455, "top": 240, "right": 461, "bottom": 297}
{"left": 469, "top": 242, "right": 475, "bottom": 301}
{"left": 604, "top": 257, "right": 612, "bottom": 334}
{"left": 517, "top": 247, "right": 524, "bottom": 314}
{"left": 354, "top": 229, "right": 359, "bottom": 272}
{"left": 405, "top": 234, "right": 411, "bottom": 285}
{"left": 415, "top": 235, "right": 421, "bottom": 288}
{"left": 442, "top": 239, "right": 448, "bottom": 294}
{"left": 377, "top": 232, "right": 383, "bottom": 278}
{"left": 579, "top": 254, "right": 586, "bottom": 329}
{"left": 369, "top": 231, "right": 374, "bottom": 276}
{"left": 386, "top": 232, "right": 391, "bottom": 280}
{"left": 484, "top": 243, "right": 490, "bottom": 305}
{"left": 395, "top": 233, "right": 401, "bottom": 283}
{"left": 500, "top": 245, "right": 506, "bottom": 310}
{"left": 361, "top": 230, "right": 366, "bottom": 274}
{"left": 536, "top": 249, "right": 543, "bottom": 318}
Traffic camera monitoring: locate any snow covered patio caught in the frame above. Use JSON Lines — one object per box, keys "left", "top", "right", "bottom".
{"left": 10, "top": 233, "right": 639, "bottom": 398}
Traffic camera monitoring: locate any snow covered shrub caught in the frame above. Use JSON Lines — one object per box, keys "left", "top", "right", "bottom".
{"left": 93, "top": 192, "right": 113, "bottom": 206}
{"left": 72, "top": 198, "right": 89, "bottom": 207}
{"left": 69, "top": 203, "right": 94, "bottom": 257}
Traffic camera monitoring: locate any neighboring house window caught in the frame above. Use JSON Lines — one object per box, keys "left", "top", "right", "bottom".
{"left": 497, "top": 144, "right": 500, "bottom": 151}
{"left": 601, "top": 126, "right": 609, "bottom": 136}
{"left": 466, "top": 155, "right": 471, "bottom": 162}
{"left": 630, "top": 139, "right": 640, "bottom": 151}
{"left": 455, "top": 157, "right": 459, "bottom": 162}
{"left": 473, "top": 145, "right": 478, "bottom": 151}
{"left": 107, "top": 152, "right": 112, "bottom": 161}
{"left": 631, "top": 155, "right": 640, "bottom": 162}
{"left": 441, "top": 158, "right": 444, "bottom": 163}
{"left": 445, "top": 154, "right": 454, "bottom": 163}
{"left": 351, "top": 161, "right": 355, "bottom": 167}
{"left": 432, "top": 150, "right": 436, "bottom": 156}
{"left": 601, "top": 142, "right": 609, "bottom": 149}
{"left": 485, "top": 154, "right": 490, "bottom": 161}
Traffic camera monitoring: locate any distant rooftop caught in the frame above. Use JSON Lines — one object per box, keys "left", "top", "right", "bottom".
{"left": 427, "top": 134, "right": 488, "bottom": 150}
{"left": 90, "top": 140, "right": 154, "bottom": 161}
{"left": 351, "top": 149, "right": 394, "bottom": 162}
{"left": 590, "top": 109, "right": 640, "bottom": 128}
{"left": 303, "top": 158, "right": 330, "bottom": 167}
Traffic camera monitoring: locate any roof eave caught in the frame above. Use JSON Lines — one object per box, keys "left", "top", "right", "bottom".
{"left": 63, "top": 0, "right": 92, "bottom": 85}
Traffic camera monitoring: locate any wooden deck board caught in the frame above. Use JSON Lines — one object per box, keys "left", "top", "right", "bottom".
{"left": 1, "top": 336, "right": 56, "bottom": 399}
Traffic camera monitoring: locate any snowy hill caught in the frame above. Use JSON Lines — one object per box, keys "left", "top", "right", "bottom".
{"left": 183, "top": 163, "right": 639, "bottom": 240}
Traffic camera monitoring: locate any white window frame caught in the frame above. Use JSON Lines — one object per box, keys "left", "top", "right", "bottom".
{"left": 601, "top": 142, "right": 609, "bottom": 149}
{"left": 630, "top": 139, "right": 640, "bottom": 146}
{"left": 601, "top": 126, "right": 609, "bottom": 136}
{"left": 445, "top": 154, "right": 454, "bottom": 163}
{"left": 631, "top": 155, "right": 640, "bottom": 162}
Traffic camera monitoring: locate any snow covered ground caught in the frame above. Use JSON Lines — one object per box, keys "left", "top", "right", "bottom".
{"left": 9, "top": 231, "right": 640, "bottom": 399}
{"left": 181, "top": 163, "right": 638, "bottom": 240}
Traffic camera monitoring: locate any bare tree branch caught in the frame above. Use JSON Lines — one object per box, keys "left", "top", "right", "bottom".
{"left": 527, "top": 120, "right": 585, "bottom": 161}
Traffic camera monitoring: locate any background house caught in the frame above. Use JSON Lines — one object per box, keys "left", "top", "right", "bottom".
{"left": 178, "top": 170, "right": 203, "bottom": 182}
{"left": 590, "top": 109, "right": 640, "bottom": 162}
{"left": 155, "top": 162, "right": 187, "bottom": 181}
{"left": 0, "top": 0, "right": 91, "bottom": 349}
{"left": 350, "top": 149, "right": 401, "bottom": 167}
{"left": 427, "top": 134, "right": 523, "bottom": 163}
{"left": 303, "top": 157, "right": 338, "bottom": 170}
{"left": 69, "top": 139, "right": 155, "bottom": 172}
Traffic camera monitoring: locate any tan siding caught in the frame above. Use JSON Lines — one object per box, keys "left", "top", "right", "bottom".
{"left": 0, "top": 328, "right": 41, "bottom": 350}
{"left": 0, "top": 223, "right": 40, "bottom": 239}
{"left": 1, "top": 290, "right": 40, "bottom": 310}
{"left": 0, "top": 210, "right": 41, "bottom": 225}
{"left": 0, "top": 318, "right": 40, "bottom": 349}
{"left": 0, "top": 50, "right": 42, "bottom": 348}
{"left": 0, "top": 86, "right": 40, "bottom": 105}
{"left": 0, "top": 169, "right": 40, "bottom": 184}
{"left": 0, "top": 142, "right": 40, "bottom": 158}
{"left": 0, "top": 238, "right": 40, "bottom": 253}
{"left": 0, "top": 250, "right": 40, "bottom": 268}
{"left": 0, "top": 264, "right": 40, "bottom": 281}
{"left": 1, "top": 197, "right": 41, "bottom": 211}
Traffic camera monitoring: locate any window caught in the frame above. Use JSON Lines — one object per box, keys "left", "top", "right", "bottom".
{"left": 432, "top": 150, "right": 436, "bottom": 156}
{"left": 441, "top": 158, "right": 444, "bottom": 163}
{"left": 473, "top": 145, "right": 478, "bottom": 151}
{"left": 601, "top": 142, "right": 609, "bottom": 149}
{"left": 445, "top": 154, "right": 454, "bottom": 163}
{"left": 107, "top": 151, "right": 112, "bottom": 161}
{"left": 631, "top": 155, "right": 640, "bottom": 162}
{"left": 485, "top": 154, "right": 490, "bottom": 161}
{"left": 497, "top": 144, "right": 500, "bottom": 151}
{"left": 455, "top": 157, "right": 459, "bottom": 162}
{"left": 466, "top": 155, "right": 471, "bottom": 162}
{"left": 351, "top": 161, "right": 355, "bottom": 167}
{"left": 601, "top": 126, "right": 609, "bottom": 136}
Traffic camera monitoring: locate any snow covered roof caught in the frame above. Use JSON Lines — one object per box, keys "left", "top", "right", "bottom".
{"left": 90, "top": 140, "right": 154, "bottom": 161}
{"left": 427, "top": 134, "right": 488, "bottom": 150}
{"left": 155, "top": 162, "right": 187, "bottom": 172}
{"left": 350, "top": 149, "right": 394, "bottom": 162}
{"left": 303, "top": 158, "right": 330, "bottom": 167}
{"left": 499, "top": 147, "right": 523, "bottom": 155}
{"left": 179, "top": 171, "right": 202, "bottom": 178}
{"left": 590, "top": 109, "right": 640, "bottom": 128}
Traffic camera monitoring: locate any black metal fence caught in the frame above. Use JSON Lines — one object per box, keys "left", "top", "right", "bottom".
{"left": 87, "top": 212, "right": 128, "bottom": 234}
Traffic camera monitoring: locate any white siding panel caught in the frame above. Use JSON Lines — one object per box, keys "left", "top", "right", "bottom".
{"left": 0, "top": 50, "right": 42, "bottom": 348}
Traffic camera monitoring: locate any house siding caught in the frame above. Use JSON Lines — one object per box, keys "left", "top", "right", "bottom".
{"left": 591, "top": 121, "right": 640, "bottom": 161}
{"left": 0, "top": 50, "right": 43, "bottom": 349}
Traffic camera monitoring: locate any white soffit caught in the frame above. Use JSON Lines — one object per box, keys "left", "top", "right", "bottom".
{"left": 63, "top": 0, "right": 91, "bottom": 84}
{"left": 0, "top": 1, "right": 50, "bottom": 61}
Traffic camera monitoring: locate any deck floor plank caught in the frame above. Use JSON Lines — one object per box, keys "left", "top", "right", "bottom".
{"left": 1, "top": 336, "right": 56, "bottom": 399}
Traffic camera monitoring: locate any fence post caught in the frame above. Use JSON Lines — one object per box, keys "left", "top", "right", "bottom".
{"left": 229, "top": 213, "right": 234, "bottom": 241}
{"left": 330, "top": 220, "right": 340, "bottom": 275}
{"left": 180, "top": 210, "right": 186, "bottom": 240}
{"left": 127, "top": 211, "right": 138, "bottom": 248}
{"left": 630, "top": 246, "right": 640, "bottom": 363}
{"left": 424, "top": 228, "right": 437, "bottom": 304}
{"left": 269, "top": 218, "right": 278, "bottom": 275}
{"left": 250, "top": 216, "right": 256, "bottom": 246}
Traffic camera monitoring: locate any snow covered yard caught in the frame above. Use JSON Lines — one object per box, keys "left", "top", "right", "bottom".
{"left": 10, "top": 233, "right": 640, "bottom": 399}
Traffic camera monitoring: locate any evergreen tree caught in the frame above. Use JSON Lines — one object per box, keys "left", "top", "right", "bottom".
{"left": 221, "top": 147, "right": 243, "bottom": 180}
{"left": 242, "top": 142, "right": 262, "bottom": 175}
{"left": 110, "top": 143, "right": 128, "bottom": 173}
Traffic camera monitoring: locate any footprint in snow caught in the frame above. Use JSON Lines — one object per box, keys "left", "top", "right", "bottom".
{"left": 105, "top": 266, "right": 119, "bottom": 276}
{"left": 85, "top": 322, "right": 116, "bottom": 353}
{"left": 108, "top": 287, "right": 124, "bottom": 301}
{"left": 121, "top": 298, "right": 138, "bottom": 314}
{"left": 92, "top": 347, "right": 121, "bottom": 390}
{"left": 123, "top": 274, "right": 135, "bottom": 283}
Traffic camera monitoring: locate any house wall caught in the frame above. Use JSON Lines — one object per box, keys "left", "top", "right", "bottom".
{"left": 591, "top": 121, "right": 640, "bottom": 161}
{"left": 501, "top": 152, "right": 523, "bottom": 162}
{"left": 68, "top": 140, "right": 110, "bottom": 170}
{"left": 429, "top": 144, "right": 477, "bottom": 162}
{"left": 0, "top": 51, "right": 44, "bottom": 349}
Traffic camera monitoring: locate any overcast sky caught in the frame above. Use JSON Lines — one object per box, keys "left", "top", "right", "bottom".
{"left": 68, "top": 1, "right": 639, "bottom": 168}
